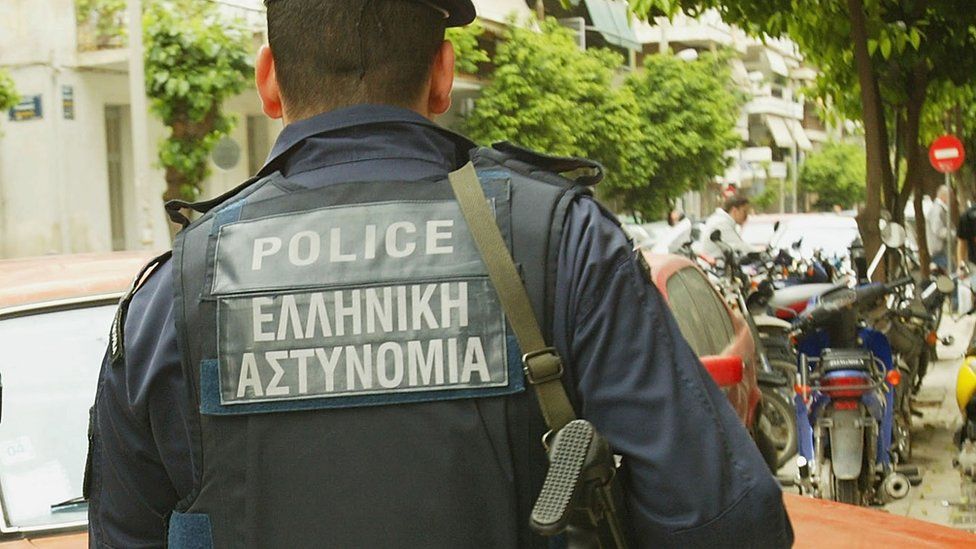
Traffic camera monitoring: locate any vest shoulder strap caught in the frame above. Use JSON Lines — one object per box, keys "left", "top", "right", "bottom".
{"left": 109, "top": 250, "right": 173, "bottom": 367}
{"left": 485, "top": 142, "right": 604, "bottom": 187}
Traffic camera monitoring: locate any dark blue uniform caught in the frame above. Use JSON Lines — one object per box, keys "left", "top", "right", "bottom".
{"left": 88, "top": 105, "right": 792, "bottom": 547}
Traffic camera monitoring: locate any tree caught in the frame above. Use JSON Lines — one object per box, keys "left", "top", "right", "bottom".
{"left": 144, "top": 0, "right": 252, "bottom": 206}
{"left": 463, "top": 19, "right": 650, "bottom": 214}
{"left": 0, "top": 69, "right": 17, "bottom": 113}
{"left": 446, "top": 21, "right": 490, "bottom": 75}
{"left": 800, "top": 142, "right": 867, "bottom": 210}
{"left": 614, "top": 51, "right": 745, "bottom": 218}
{"left": 635, "top": 0, "right": 976, "bottom": 277}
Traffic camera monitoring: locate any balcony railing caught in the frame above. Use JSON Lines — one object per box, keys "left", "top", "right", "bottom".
{"left": 76, "top": 1, "right": 128, "bottom": 52}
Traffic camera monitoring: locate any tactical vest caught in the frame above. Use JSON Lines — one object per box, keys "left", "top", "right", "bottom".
{"left": 166, "top": 143, "right": 600, "bottom": 548}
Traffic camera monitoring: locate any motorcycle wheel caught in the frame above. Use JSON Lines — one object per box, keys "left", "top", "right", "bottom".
{"left": 760, "top": 387, "right": 798, "bottom": 468}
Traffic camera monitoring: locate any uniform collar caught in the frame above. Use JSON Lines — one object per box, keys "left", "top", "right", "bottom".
{"left": 259, "top": 104, "right": 476, "bottom": 177}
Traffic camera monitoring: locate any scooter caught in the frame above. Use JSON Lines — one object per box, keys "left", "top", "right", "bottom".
{"left": 954, "top": 348, "right": 976, "bottom": 503}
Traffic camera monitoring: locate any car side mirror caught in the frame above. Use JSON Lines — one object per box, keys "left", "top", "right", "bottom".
{"left": 710, "top": 229, "right": 722, "bottom": 242}
{"left": 700, "top": 355, "right": 744, "bottom": 387}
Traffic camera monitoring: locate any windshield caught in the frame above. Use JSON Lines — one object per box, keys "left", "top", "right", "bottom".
{"left": 0, "top": 304, "right": 115, "bottom": 531}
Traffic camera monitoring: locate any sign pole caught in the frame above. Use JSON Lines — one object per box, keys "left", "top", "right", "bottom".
{"left": 947, "top": 171, "right": 954, "bottom": 274}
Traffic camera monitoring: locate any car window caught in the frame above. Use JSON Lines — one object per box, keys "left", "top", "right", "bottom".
{"left": 665, "top": 271, "right": 710, "bottom": 356}
{"left": 0, "top": 303, "right": 115, "bottom": 531}
{"left": 677, "top": 268, "right": 735, "bottom": 354}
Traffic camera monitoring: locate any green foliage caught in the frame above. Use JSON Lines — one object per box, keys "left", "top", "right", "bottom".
{"left": 76, "top": 0, "right": 127, "bottom": 50}
{"left": 618, "top": 51, "right": 746, "bottom": 216}
{"left": 144, "top": 0, "right": 252, "bottom": 201}
{"left": 465, "top": 19, "right": 741, "bottom": 219}
{"left": 0, "top": 69, "right": 18, "bottom": 112}
{"left": 464, "top": 19, "right": 651, "bottom": 212}
{"left": 446, "top": 21, "right": 490, "bottom": 75}
{"left": 751, "top": 181, "right": 780, "bottom": 212}
{"left": 800, "top": 142, "right": 867, "bottom": 210}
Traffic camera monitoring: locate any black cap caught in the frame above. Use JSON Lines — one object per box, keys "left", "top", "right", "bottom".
{"left": 416, "top": 0, "right": 476, "bottom": 27}
{"left": 265, "top": 1, "right": 476, "bottom": 28}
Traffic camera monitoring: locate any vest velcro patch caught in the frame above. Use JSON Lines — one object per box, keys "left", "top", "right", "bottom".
{"left": 201, "top": 200, "right": 520, "bottom": 414}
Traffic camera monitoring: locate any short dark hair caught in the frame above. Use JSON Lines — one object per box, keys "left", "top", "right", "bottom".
{"left": 723, "top": 195, "right": 750, "bottom": 212}
{"left": 265, "top": 0, "right": 447, "bottom": 118}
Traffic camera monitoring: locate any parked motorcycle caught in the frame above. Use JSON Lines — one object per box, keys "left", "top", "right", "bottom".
{"left": 791, "top": 225, "right": 915, "bottom": 505}
{"left": 705, "top": 231, "right": 798, "bottom": 469}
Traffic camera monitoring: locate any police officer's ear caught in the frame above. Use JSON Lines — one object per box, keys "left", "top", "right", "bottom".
{"left": 256, "top": 45, "right": 284, "bottom": 121}
{"left": 427, "top": 40, "right": 455, "bottom": 116}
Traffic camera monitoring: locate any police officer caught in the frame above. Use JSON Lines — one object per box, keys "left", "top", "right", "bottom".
{"left": 87, "top": 1, "right": 793, "bottom": 547}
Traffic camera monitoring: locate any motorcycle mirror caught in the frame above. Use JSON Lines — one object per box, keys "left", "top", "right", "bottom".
{"left": 773, "top": 221, "right": 781, "bottom": 232}
{"left": 710, "top": 229, "right": 722, "bottom": 242}
{"left": 936, "top": 274, "right": 954, "bottom": 295}
{"left": 880, "top": 222, "right": 907, "bottom": 248}
{"left": 792, "top": 238, "right": 803, "bottom": 250}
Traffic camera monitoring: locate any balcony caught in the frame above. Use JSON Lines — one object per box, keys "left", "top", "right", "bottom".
{"left": 745, "top": 95, "right": 804, "bottom": 120}
{"left": 76, "top": 2, "right": 127, "bottom": 53}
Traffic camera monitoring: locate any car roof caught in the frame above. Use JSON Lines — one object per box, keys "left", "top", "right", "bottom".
{"left": 784, "top": 493, "right": 976, "bottom": 546}
{"left": 0, "top": 252, "right": 157, "bottom": 310}
{"left": 640, "top": 252, "right": 698, "bottom": 293}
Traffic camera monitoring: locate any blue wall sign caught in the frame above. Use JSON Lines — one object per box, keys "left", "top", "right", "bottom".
{"left": 8, "top": 95, "right": 42, "bottom": 122}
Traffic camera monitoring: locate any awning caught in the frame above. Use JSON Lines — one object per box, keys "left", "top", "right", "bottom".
{"left": 766, "top": 116, "right": 795, "bottom": 148}
{"left": 765, "top": 49, "right": 790, "bottom": 77}
{"left": 787, "top": 119, "right": 813, "bottom": 151}
{"left": 583, "top": 0, "right": 641, "bottom": 51}
{"left": 471, "top": 0, "right": 534, "bottom": 26}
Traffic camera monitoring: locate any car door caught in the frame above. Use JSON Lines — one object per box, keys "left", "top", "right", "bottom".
{"left": 0, "top": 298, "right": 117, "bottom": 541}
{"left": 665, "top": 266, "right": 752, "bottom": 425}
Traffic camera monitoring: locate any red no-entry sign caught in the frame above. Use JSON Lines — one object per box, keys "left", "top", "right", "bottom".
{"left": 929, "top": 135, "right": 966, "bottom": 173}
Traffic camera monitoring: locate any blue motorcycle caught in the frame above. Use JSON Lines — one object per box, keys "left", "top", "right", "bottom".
{"left": 791, "top": 279, "right": 913, "bottom": 505}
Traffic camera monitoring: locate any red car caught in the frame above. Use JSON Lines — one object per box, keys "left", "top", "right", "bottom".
{"left": 641, "top": 251, "right": 761, "bottom": 429}
{"left": 2, "top": 253, "right": 974, "bottom": 547}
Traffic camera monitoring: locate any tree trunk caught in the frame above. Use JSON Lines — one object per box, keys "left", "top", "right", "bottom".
{"left": 903, "top": 64, "right": 930, "bottom": 275}
{"left": 914, "top": 188, "right": 930, "bottom": 277}
{"left": 848, "top": 0, "right": 893, "bottom": 280}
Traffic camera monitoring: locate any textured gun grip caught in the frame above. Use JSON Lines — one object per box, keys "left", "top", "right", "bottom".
{"left": 530, "top": 420, "right": 594, "bottom": 536}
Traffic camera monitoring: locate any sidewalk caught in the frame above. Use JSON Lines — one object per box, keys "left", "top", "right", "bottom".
{"left": 882, "top": 314, "right": 976, "bottom": 532}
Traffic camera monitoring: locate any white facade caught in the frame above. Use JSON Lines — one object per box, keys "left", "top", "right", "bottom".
{"left": 0, "top": 0, "right": 513, "bottom": 259}
{"left": 0, "top": 0, "right": 277, "bottom": 257}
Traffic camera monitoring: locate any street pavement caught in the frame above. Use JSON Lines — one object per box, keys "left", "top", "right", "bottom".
{"left": 882, "top": 313, "right": 976, "bottom": 533}
{"left": 777, "top": 314, "right": 976, "bottom": 533}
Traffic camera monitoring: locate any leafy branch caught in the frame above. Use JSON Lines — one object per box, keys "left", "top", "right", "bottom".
{"left": 144, "top": 0, "right": 252, "bottom": 205}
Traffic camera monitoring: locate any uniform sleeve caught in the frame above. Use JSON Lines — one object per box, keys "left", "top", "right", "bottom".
{"left": 88, "top": 262, "right": 194, "bottom": 548}
{"left": 551, "top": 197, "right": 793, "bottom": 548}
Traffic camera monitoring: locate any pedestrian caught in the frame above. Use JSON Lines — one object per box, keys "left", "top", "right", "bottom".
{"left": 927, "top": 185, "right": 951, "bottom": 271}
{"left": 699, "top": 195, "right": 759, "bottom": 258}
{"left": 667, "top": 208, "right": 685, "bottom": 226}
{"left": 956, "top": 197, "right": 976, "bottom": 312}
{"left": 85, "top": 1, "right": 793, "bottom": 547}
